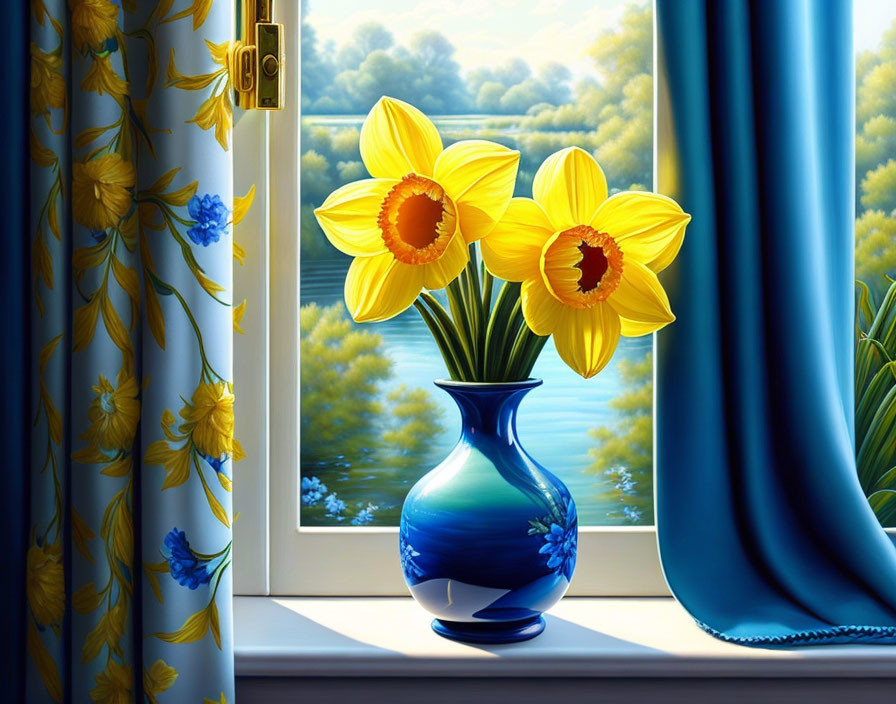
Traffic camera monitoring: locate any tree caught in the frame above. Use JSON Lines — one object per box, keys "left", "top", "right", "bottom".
{"left": 300, "top": 304, "right": 392, "bottom": 463}
{"left": 336, "top": 22, "right": 394, "bottom": 70}
{"left": 856, "top": 19, "right": 896, "bottom": 292}
{"left": 300, "top": 2, "right": 335, "bottom": 111}
{"left": 517, "top": 3, "right": 653, "bottom": 190}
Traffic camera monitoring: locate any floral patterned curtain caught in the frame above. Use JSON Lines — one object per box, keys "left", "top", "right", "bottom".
{"left": 29, "top": 1, "right": 247, "bottom": 701}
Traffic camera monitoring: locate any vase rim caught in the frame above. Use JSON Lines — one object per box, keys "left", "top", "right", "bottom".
{"left": 434, "top": 378, "right": 543, "bottom": 391}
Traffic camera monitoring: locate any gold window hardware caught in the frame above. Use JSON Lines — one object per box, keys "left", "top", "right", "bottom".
{"left": 232, "top": 0, "right": 284, "bottom": 110}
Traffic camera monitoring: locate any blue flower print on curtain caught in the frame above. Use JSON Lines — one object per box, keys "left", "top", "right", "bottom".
{"left": 188, "top": 194, "right": 230, "bottom": 246}
{"left": 164, "top": 528, "right": 228, "bottom": 590}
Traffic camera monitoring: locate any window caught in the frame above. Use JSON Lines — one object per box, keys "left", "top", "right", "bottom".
{"left": 234, "top": 0, "right": 896, "bottom": 596}
{"left": 233, "top": 0, "right": 666, "bottom": 596}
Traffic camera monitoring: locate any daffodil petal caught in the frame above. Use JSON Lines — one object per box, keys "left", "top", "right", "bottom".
{"left": 521, "top": 276, "right": 566, "bottom": 336}
{"left": 434, "top": 140, "right": 520, "bottom": 243}
{"left": 607, "top": 259, "right": 675, "bottom": 333}
{"left": 619, "top": 317, "right": 661, "bottom": 337}
{"left": 359, "top": 97, "right": 443, "bottom": 179}
{"left": 553, "top": 303, "right": 621, "bottom": 379}
{"left": 481, "top": 198, "right": 554, "bottom": 282}
{"left": 422, "top": 231, "right": 469, "bottom": 290}
{"left": 533, "top": 147, "right": 608, "bottom": 231}
{"left": 590, "top": 191, "right": 690, "bottom": 272}
{"left": 344, "top": 252, "right": 423, "bottom": 322}
{"left": 313, "top": 179, "right": 395, "bottom": 257}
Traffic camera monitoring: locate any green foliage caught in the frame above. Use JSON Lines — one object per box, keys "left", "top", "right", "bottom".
{"left": 856, "top": 20, "right": 896, "bottom": 292}
{"left": 860, "top": 159, "right": 896, "bottom": 213}
{"left": 301, "top": 7, "right": 470, "bottom": 114}
{"left": 855, "top": 281, "right": 896, "bottom": 526}
{"left": 299, "top": 304, "right": 447, "bottom": 525}
{"left": 516, "top": 3, "right": 654, "bottom": 190}
{"left": 300, "top": 303, "right": 392, "bottom": 461}
{"left": 382, "top": 385, "right": 445, "bottom": 468}
{"left": 586, "top": 353, "right": 653, "bottom": 524}
{"left": 856, "top": 209, "right": 896, "bottom": 285}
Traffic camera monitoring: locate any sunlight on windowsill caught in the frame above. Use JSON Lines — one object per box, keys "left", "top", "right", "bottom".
{"left": 234, "top": 596, "right": 896, "bottom": 678}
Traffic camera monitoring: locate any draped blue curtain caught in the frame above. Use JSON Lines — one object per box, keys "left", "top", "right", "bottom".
{"left": 655, "top": 0, "right": 896, "bottom": 645}
{"left": 26, "top": 1, "right": 242, "bottom": 701}
{"left": 3, "top": 1, "right": 30, "bottom": 701}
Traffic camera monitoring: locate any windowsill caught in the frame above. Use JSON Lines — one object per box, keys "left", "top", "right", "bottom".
{"left": 234, "top": 596, "right": 896, "bottom": 679}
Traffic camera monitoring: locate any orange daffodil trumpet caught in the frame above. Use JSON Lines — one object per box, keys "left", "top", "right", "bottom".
{"left": 481, "top": 147, "right": 690, "bottom": 378}
{"left": 314, "top": 97, "right": 520, "bottom": 322}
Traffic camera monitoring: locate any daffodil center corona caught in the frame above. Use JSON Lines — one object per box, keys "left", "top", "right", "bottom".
{"left": 542, "top": 225, "right": 623, "bottom": 309}
{"left": 378, "top": 174, "right": 456, "bottom": 265}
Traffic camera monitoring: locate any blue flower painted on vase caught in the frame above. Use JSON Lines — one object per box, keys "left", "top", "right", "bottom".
{"left": 187, "top": 193, "right": 229, "bottom": 246}
{"left": 90, "top": 230, "right": 107, "bottom": 243}
{"left": 623, "top": 505, "right": 643, "bottom": 523}
{"left": 351, "top": 503, "right": 378, "bottom": 525}
{"left": 164, "top": 528, "right": 214, "bottom": 590}
{"left": 399, "top": 527, "right": 424, "bottom": 583}
{"left": 324, "top": 493, "right": 346, "bottom": 520}
{"left": 538, "top": 499, "right": 577, "bottom": 580}
{"left": 301, "top": 476, "right": 327, "bottom": 506}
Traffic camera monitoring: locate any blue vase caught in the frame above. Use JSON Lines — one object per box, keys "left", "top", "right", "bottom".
{"left": 399, "top": 379, "right": 577, "bottom": 644}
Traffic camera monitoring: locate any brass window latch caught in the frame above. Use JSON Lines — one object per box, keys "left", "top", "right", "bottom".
{"left": 232, "top": 0, "right": 283, "bottom": 110}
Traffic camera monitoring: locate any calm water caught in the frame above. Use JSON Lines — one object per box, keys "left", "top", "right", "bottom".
{"left": 299, "top": 260, "right": 652, "bottom": 526}
{"left": 303, "top": 114, "right": 528, "bottom": 138}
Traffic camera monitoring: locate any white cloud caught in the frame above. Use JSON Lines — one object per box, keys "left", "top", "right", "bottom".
{"left": 305, "top": 0, "right": 635, "bottom": 81}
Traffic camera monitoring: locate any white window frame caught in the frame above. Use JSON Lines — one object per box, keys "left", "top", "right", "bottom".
{"left": 233, "top": 0, "right": 670, "bottom": 596}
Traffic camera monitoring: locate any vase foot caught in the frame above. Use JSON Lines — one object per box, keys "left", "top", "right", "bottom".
{"left": 431, "top": 615, "right": 545, "bottom": 644}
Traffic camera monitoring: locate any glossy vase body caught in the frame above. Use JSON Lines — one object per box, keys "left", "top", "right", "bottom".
{"left": 399, "top": 379, "right": 577, "bottom": 643}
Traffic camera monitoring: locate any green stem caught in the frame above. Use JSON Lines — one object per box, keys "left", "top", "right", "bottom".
{"left": 419, "top": 293, "right": 476, "bottom": 380}
{"left": 483, "top": 281, "right": 521, "bottom": 381}
{"left": 495, "top": 298, "right": 525, "bottom": 380}
{"left": 446, "top": 279, "right": 479, "bottom": 378}
{"left": 481, "top": 265, "right": 494, "bottom": 322}
{"left": 508, "top": 326, "right": 549, "bottom": 380}
{"left": 413, "top": 299, "right": 463, "bottom": 380}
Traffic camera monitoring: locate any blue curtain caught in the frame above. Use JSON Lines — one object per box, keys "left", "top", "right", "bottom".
{"left": 3, "top": 1, "right": 30, "bottom": 701}
{"left": 655, "top": 0, "right": 896, "bottom": 645}
{"left": 26, "top": 1, "right": 242, "bottom": 701}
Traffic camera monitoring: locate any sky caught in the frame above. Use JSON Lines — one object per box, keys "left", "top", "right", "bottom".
{"left": 306, "top": 0, "right": 896, "bottom": 77}
{"left": 855, "top": 0, "right": 896, "bottom": 53}
{"left": 305, "top": 0, "right": 629, "bottom": 81}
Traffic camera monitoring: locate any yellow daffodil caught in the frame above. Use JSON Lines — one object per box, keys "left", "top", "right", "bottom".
{"left": 27, "top": 540, "right": 65, "bottom": 626}
{"left": 314, "top": 97, "right": 520, "bottom": 322}
{"left": 179, "top": 381, "right": 236, "bottom": 459}
{"left": 69, "top": 0, "right": 119, "bottom": 53}
{"left": 81, "top": 371, "right": 140, "bottom": 452}
{"left": 482, "top": 147, "right": 690, "bottom": 378}
{"left": 72, "top": 153, "right": 136, "bottom": 231}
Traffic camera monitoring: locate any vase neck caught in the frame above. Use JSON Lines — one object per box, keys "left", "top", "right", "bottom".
{"left": 435, "top": 380, "right": 541, "bottom": 440}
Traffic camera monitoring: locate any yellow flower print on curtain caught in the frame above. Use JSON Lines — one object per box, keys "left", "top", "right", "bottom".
{"left": 167, "top": 39, "right": 236, "bottom": 150}
{"left": 28, "top": 0, "right": 244, "bottom": 701}
{"left": 72, "top": 153, "right": 136, "bottom": 232}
